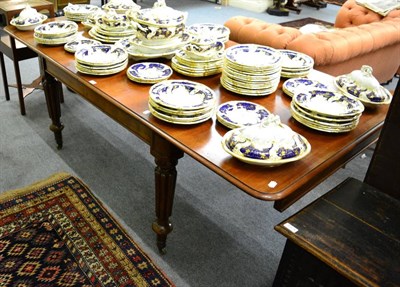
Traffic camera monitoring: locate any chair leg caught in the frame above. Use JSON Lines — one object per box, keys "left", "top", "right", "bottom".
{"left": 0, "top": 52, "right": 10, "bottom": 101}
{"left": 13, "top": 59, "right": 26, "bottom": 115}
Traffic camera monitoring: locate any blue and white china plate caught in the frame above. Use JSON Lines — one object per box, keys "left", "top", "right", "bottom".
{"left": 34, "top": 21, "right": 78, "bottom": 37}
{"left": 64, "top": 38, "right": 101, "bottom": 53}
{"left": 216, "top": 101, "right": 270, "bottom": 129}
{"left": 75, "top": 44, "right": 128, "bottom": 66}
{"left": 293, "top": 89, "right": 364, "bottom": 117}
{"left": 127, "top": 62, "right": 172, "bottom": 84}
{"left": 279, "top": 50, "right": 314, "bottom": 70}
{"left": 334, "top": 75, "right": 392, "bottom": 107}
{"left": 186, "top": 23, "right": 230, "bottom": 42}
{"left": 10, "top": 14, "right": 47, "bottom": 30}
{"left": 149, "top": 80, "right": 216, "bottom": 110}
{"left": 224, "top": 44, "right": 281, "bottom": 69}
{"left": 283, "top": 78, "right": 328, "bottom": 97}
{"left": 63, "top": 3, "right": 100, "bottom": 21}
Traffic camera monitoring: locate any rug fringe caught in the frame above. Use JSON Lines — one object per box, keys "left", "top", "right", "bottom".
{"left": 0, "top": 172, "right": 73, "bottom": 202}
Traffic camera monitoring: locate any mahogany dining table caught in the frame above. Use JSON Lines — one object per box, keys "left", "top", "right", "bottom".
{"left": 4, "top": 19, "right": 389, "bottom": 252}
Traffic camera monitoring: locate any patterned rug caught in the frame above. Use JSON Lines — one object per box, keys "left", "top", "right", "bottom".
{"left": 279, "top": 17, "right": 334, "bottom": 29}
{"left": 0, "top": 172, "right": 174, "bottom": 287}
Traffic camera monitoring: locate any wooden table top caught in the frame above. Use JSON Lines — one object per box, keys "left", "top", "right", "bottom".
{"left": 4, "top": 19, "right": 389, "bottom": 210}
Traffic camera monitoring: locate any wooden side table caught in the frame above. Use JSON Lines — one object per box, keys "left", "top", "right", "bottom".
{"left": 0, "top": 0, "right": 54, "bottom": 115}
{"left": 273, "top": 177, "right": 400, "bottom": 286}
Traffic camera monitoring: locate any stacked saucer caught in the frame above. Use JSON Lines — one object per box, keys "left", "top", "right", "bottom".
{"left": 34, "top": 21, "right": 78, "bottom": 45}
{"left": 126, "top": 62, "right": 172, "bottom": 84}
{"left": 282, "top": 78, "right": 328, "bottom": 97}
{"left": 171, "top": 37, "right": 224, "bottom": 77}
{"left": 64, "top": 36, "right": 101, "bottom": 53}
{"left": 186, "top": 23, "right": 230, "bottom": 43}
{"left": 216, "top": 101, "right": 271, "bottom": 129}
{"left": 118, "top": 33, "right": 191, "bottom": 61}
{"left": 63, "top": 3, "right": 100, "bottom": 22}
{"left": 148, "top": 80, "right": 216, "bottom": 125}
{"left": 290, "top": 89, "right": 364, "bottom": 133}
{"left": 279, "top": 50, "right": 314, "bottom": 78}
{"left": 75, "top": 44, "right": 128, "bottom": 76}
{"left": 221, "top": 44, "right": 282, "bottom": 96}
{"left": 89, "top": 10, "right": 135, "bottom": 43}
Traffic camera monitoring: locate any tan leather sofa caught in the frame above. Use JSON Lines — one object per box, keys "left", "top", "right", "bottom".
{"left": 224, "top": 0, "right": 400, "bottom": 84}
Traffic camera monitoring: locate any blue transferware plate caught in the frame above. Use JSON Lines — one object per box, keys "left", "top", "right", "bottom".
{"left": 224, "top": 44, "right": 281, "bottom": 68}
{"left": 34, "top": 20, "right": 78, "bottom": 37}
{"left": 217, "top": 101, "right": 270, "bottom": 129}
{"left": 279, "top": 49, "right": 314, "bottom": 70}
{"left": 293, "top": 89, "right": 364, "bottom": 117}
{"left": 283, "top": 78, "right": 327, "bottom": 97}
{"left": 63, "top": 3, "right": 100, "bottom": 14}
{"left": 149, "top": 80, "right": 216, "bottom": 110}
{"left": 75, "top": 44, "right": 128, "bottom": 66}
{"left": 127, "top": 62, "right": 172, "bottom": 83}
{"left": 186, "top": 23, "right": 230, "bottom": 42}
{"left": 64, "top": 38, "right": 101, "bottom": 53}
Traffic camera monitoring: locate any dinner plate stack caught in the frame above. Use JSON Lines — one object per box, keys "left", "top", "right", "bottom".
{"left": 290, "top": 89, "right": 365, "bottom": 133}
{"left": 171, "top": 50, "right": 224, "bottom": 77}
{"left": 221, "top": 44, "right": 282, "bottom": 96}
{"left": 279, "top": 50, "right": 314, "bottom": 78}
{"left": 34, "top": 21, "right": 78, "bottom": 45}
{"left": 63, "top": 3, "right": 100, "bottom": 22}
{"left": 216, "top": 101, "right": 271, "bottom": 129}
{"left": 282, "top": 78, "right": 328, "bottom": 97}
{"left": 75, "top": 44, "right": 128, "bottom": 76}
{"left": 148, "top": 80, "right": 216, "bottom": 125}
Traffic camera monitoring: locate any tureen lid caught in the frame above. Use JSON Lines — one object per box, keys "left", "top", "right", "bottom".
{"left": 335, "top": 65, "right": 392, "bottom": 104}
{"left": 133, "top": 0, "right": 187, "bottom": 26}
{"left": 19, "top": 5, "right": 39, "bottom": 19}
{"left": 223, "top": 115, "right": 310, "bottom": 163}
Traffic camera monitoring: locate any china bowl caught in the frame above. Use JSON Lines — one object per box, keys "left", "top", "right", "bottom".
{"left": 10, "top": 5, "right": 47, "bottom": 31}
{"left": 183, "top": 38, "right": 224, "bottom": 60}
{"left": 221, "top": 115, "right": 311, "bottom": 167}
{"left": 334, "top": 65, "right": 392, "bottom": 108}
{"left": 97, "top": 9, "right": 130, "bottom": 31}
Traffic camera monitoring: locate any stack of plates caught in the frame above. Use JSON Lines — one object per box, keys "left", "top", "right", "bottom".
{"left": 171, "top": 50, "right": 224, "bottom": 77}
{"left": 115, "top": 33, "right": 191, "bottom": 61}
{"left": 34, "top": 21, "right": 78, "bottom": 45}
{"left": 63, "top": 4, "right": 100, "bottom": 22}
{"left": 148, "top": 80, "right": 216, "bottom": 125}
{"left": 126, "top": 62, "right": 172, "bottom": 84}
{"left": 216, "top": 101, "right": 270, "bottom": 129}
{"left": 186, "top": 23, "right": 230, "bottom": 43}
{"left": 221, "top": 44, "right": 282, "bottom": 96}
{"left": 290, "top": 89, "right": 365, "bottom": 133}
{"left": 75, "top": 44, "right": 128, "bottom": 75}
{"left": 282, "top": 78, "right": 328, "bottom": 97}
{"left": 279, "top": 50, "right": 314, "bottom": 78}
{"left": 89, "top": 24, "right": 135, "bottom": 44}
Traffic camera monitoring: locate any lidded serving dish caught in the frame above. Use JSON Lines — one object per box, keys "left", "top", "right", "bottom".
{"left": 334, "top": 65, "right": 392, "bottom": 108}
{"left": 10, "top": 5, "right": 48, "bottom": 31}
{"left": 129, "top": 0, "right": 187, "bottom": 44}
{"left": 221, "top": 115, "right": 311, "bottom": 167}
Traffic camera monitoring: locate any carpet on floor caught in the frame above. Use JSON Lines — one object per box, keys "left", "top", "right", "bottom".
{"left": 279, "top": 17, "right": 334, "bottom": 28}
{"left": 0, "top": 172, "right": 174, "bottom": 287}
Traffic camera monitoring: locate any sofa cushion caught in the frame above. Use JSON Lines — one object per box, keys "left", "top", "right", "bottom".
{"left": 224, "top": 16, "right": 301, "bottom": 49}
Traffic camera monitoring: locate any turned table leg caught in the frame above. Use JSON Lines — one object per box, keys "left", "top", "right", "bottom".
{"left": 150, "top": 134, "right": 184, "bottom": 253}
{"left": 40, "top": 57, "right": 64, "bottom": 149}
